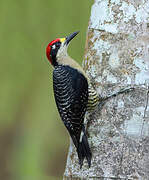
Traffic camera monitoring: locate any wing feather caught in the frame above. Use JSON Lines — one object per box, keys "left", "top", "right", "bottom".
{"left": 53, "top": 65, "right": 88, "bottom": 147}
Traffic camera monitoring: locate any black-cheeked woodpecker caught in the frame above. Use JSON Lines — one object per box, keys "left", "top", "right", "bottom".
{"left": 46, "top": 31, "right": 133, "bottom": 168}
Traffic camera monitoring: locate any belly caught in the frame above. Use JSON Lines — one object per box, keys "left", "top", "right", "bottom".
{"left": 87, "top": 85, "right": 99, "bottom": 111}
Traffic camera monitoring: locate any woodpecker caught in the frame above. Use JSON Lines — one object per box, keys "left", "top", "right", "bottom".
{"left": 46, "top": 31, "right": 135, "bottom": 168}
{"left": 46, "top": 31, "right": 100, "bottom": 168}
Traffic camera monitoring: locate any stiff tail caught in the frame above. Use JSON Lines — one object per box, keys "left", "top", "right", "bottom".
{"left": 77, "top": 128, "right": 92, "bottom": 168}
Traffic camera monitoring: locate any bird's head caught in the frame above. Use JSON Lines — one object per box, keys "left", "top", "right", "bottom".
{"left": 46, "top": 31, "right": 79, "bottom": 67}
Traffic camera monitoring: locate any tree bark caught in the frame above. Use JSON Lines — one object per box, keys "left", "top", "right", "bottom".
{"left": 63, "top": 0, "right": 149, "bottom": 179}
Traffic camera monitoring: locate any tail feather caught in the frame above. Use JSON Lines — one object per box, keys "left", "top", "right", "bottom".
{"left": 69, "top": 127, "right": 92, "bottom": 168}
{"left": 82, "top": 133, "right": 92, "bottom": 167}
{"left": 77, "top": 129, "right": 92, "bottom": 168}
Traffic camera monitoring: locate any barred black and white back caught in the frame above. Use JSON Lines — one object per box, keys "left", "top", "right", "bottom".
{"left": 53, "top": 65, "right": 92, "bottom": 168}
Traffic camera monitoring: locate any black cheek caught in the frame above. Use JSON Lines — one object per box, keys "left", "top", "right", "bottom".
{"left": 50, "top": 46, "right": 60, "bottom": 67}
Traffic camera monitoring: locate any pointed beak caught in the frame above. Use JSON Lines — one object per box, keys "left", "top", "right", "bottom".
{"left": 64, "top": 31, "right": 79, "bottom": 45}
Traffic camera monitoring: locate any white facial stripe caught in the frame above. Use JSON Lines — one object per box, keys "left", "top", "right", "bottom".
{"left": 52, "top": 44, "right": 56, "bottom": 49}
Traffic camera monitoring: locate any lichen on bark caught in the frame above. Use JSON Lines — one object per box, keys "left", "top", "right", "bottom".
{"left": 64, "top": 0, "right": 149, "bottom": 179}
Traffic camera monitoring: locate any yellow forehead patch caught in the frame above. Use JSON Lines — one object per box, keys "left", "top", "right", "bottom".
{"left": 60, "top": 38, "right": 66, "bottom": 43}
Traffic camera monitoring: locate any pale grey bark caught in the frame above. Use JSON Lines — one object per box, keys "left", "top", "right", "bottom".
{"left": 63, "top": 0, "right": 149, "bottom": 179}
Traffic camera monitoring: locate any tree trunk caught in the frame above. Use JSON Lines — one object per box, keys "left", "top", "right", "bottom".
{"left": 63, "top": 0, "right": 149, "bottom": 179}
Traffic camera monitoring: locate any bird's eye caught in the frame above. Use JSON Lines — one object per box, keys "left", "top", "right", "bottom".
{"left": 52, "top": 44, "right": 56, "bottom": 49}
{"left": 56, "top": 43, "right": 60, "bottom": 47}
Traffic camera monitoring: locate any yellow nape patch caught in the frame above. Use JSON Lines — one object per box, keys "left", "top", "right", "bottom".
{"left": 60, "top": 38, "right": 66, "bottom": 43}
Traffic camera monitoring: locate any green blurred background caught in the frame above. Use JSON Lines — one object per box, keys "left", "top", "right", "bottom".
{"left": 0, "top": 0, "right": 92, "bottom": 179}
